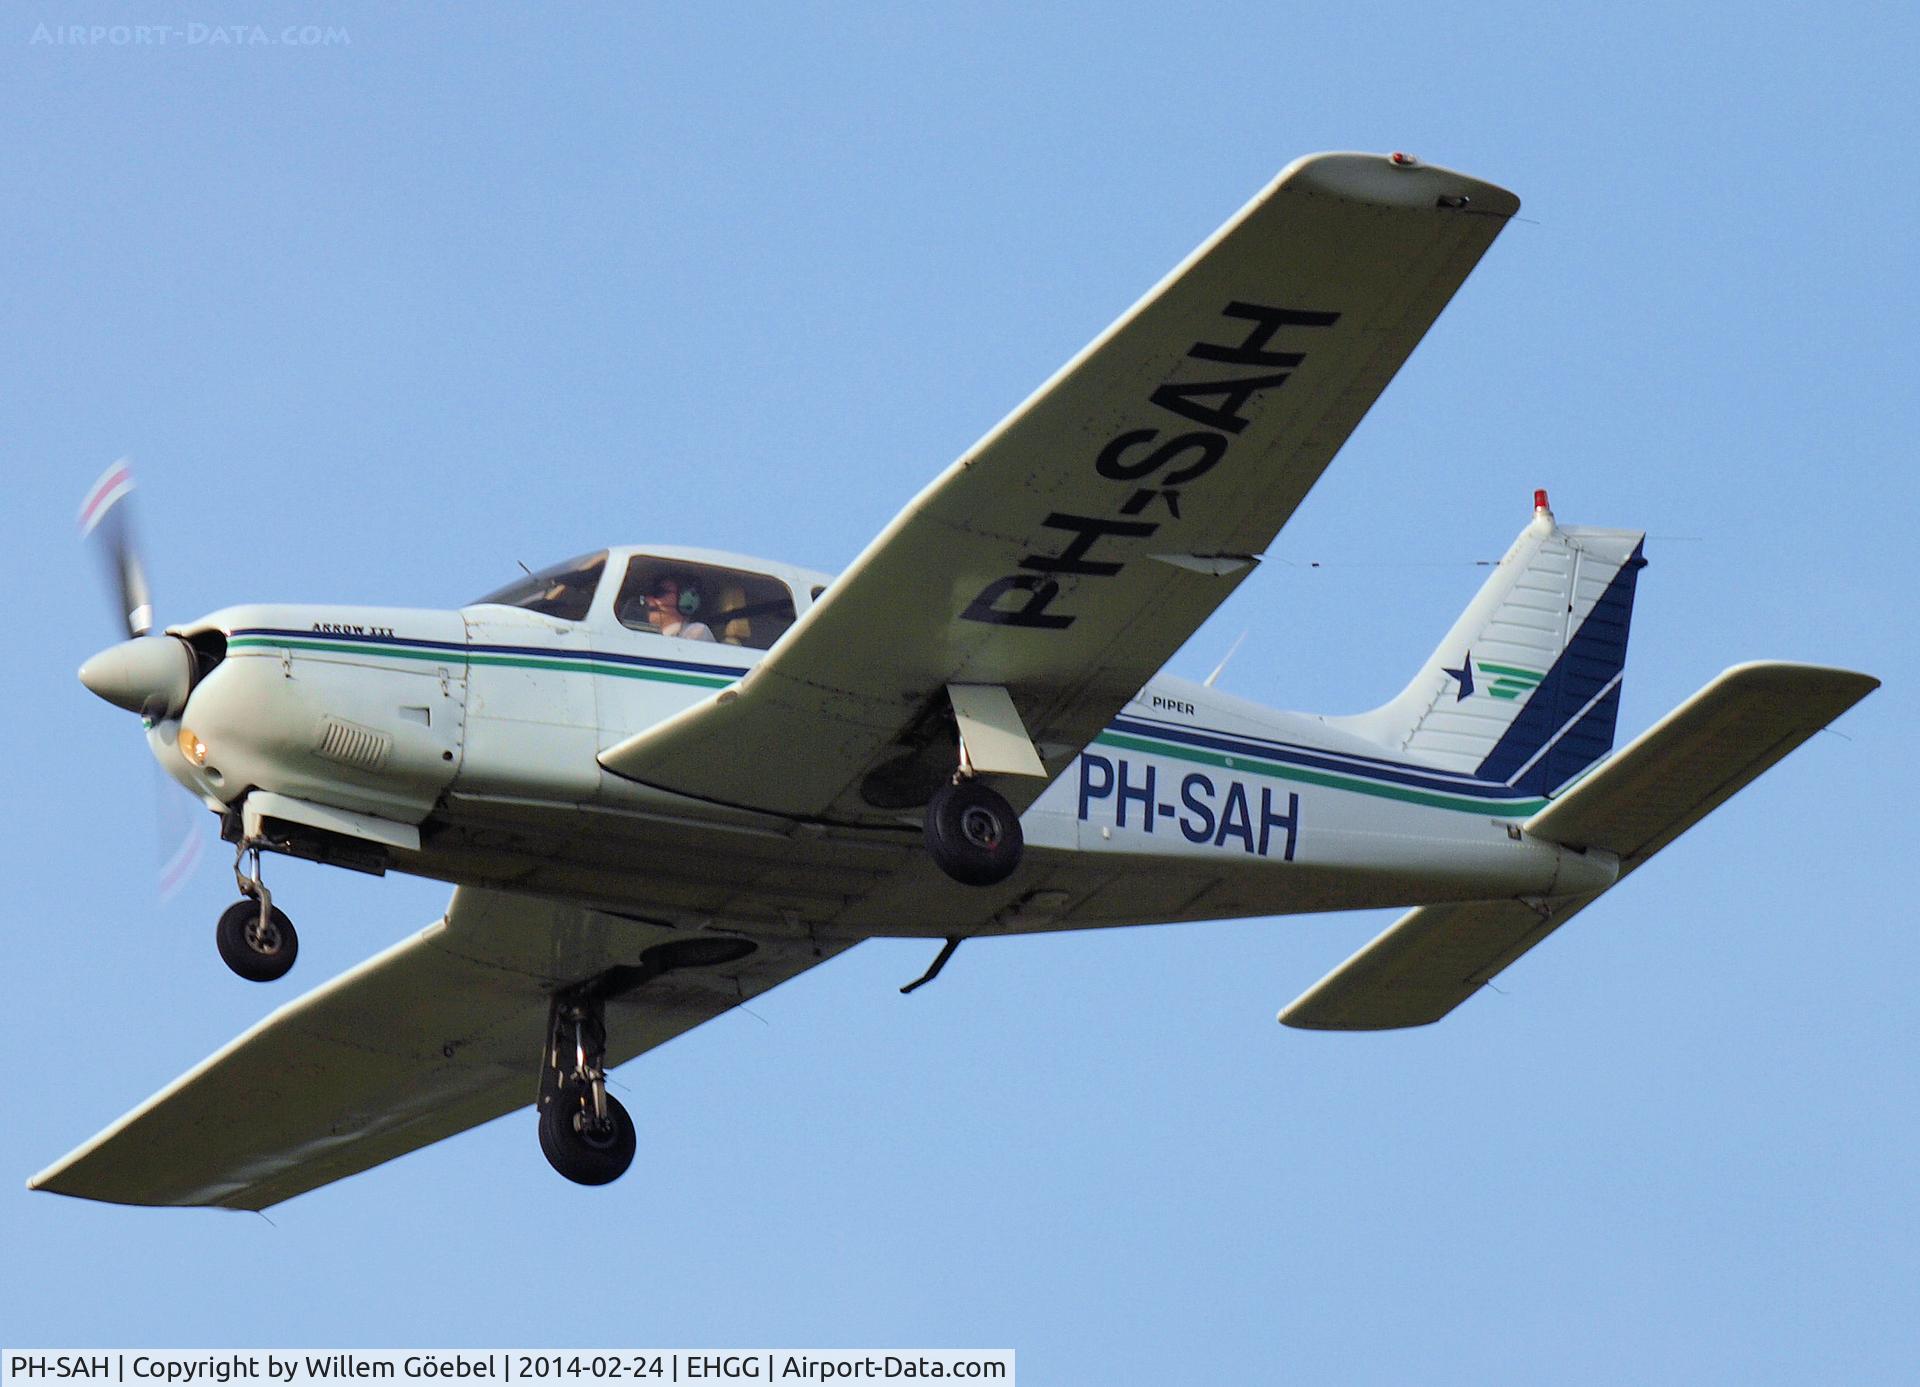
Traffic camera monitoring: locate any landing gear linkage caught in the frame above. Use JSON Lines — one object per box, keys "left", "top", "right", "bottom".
{"left": 536, "top": 985, "right": 636, "bottom": 1186}
{"left": 528, "top": 937, "right": 758, "bottom": 1188}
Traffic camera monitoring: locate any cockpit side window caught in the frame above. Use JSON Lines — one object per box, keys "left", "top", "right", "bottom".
{"left": 471, "top": 551, "right": 607, "bottom": 622}
{"left": 614, "top": 557, "right": 797, "bottom": 650}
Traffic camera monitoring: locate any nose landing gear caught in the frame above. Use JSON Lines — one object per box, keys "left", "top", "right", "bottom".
{"left": 537, "top": 991, "right": 636, "bottom": 1186}
{"left": 216, "top": 841, "right": 298, "bottom": 982}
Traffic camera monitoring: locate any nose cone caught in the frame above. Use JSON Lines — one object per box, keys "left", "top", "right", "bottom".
{"left": 79, "top": 635, "right": 193, "bottom": 718}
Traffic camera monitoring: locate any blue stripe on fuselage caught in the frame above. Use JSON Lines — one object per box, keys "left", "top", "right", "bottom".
{"left": 1109, "top": 715, "right": 1527, "bottom": 800}
{"left": 242, "top": 626, "right": 1560, "bottom": 805}
{"left": 229, "top": 626, "right": 752, "bottom": 678}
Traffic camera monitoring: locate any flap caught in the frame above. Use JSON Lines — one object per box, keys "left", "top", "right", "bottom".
{"left": 602, "top": 153, "right": 1520, "bottom": 824}
{"left": 30, "top": 887, "right": 847, "bottom": 1208}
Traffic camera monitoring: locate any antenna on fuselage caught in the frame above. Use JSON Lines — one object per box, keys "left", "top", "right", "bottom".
{"left": 900, "top": 937, "right": 962, "bottom": 994}
{"left": 1203, "top": 629, "right": 1250, "bottom": 689}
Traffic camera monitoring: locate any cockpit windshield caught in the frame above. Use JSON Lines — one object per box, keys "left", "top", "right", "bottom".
{"left": 471, "top": 551, "right": 606, "bottom": 622}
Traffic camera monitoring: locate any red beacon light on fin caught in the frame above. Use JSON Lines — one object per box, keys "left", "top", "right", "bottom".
{"left": 1534, "top": 488, "right": 1551, "bottom": 514}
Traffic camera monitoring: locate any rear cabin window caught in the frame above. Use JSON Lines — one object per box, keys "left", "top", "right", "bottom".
{"left": 614, "top": 557, "right": 797, "bottom": 650}
{"left": 471, "top": 551, "right": 606, "bottom": 622}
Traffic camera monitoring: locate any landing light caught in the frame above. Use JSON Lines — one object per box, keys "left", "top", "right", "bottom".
{"left": 179, "top": 726, "right": 209, "bottom": 767}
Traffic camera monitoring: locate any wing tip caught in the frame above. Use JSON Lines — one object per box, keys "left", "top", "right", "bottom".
{"left": 26, "top": 1154, "right": 80, "bottom": 1196}
{"left": 1278, "top": 1003, "right": 1447, "bottom": 1032}
{"left": 24, "top": 1165, "right": 258, "bottom": 1209}
{"left": 1717, "top": 658, "right": 1880, "bottom": 697}
{"left": 1281, "top": 151, "right": 1523, "bottom": 219}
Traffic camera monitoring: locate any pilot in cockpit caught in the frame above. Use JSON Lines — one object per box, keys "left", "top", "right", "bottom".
{"left": 643, "top": 574, "right": 716, "bottom": 642}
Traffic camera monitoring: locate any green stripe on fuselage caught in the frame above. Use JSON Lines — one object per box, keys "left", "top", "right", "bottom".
{"left": 1094, "top": 731, "right": 1545, "bottom": 817}
{"left": 233, "top": 636, "right": 1541, "bottom": 816}
{"left": 227, "top": 636, "right": 736, "bottom": 688}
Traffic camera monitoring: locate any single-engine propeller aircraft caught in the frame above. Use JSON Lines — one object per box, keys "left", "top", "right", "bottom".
{"left": 36, "top": 153, "right": 1876, "bottom": 1208}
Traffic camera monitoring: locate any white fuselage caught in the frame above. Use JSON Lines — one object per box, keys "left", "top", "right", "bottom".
{"left": 151, "top": 546, "right": 1613, "bottom": 944}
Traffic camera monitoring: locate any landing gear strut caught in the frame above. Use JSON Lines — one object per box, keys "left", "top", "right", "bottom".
{"left": 537, "top": 991, "right": 636, "bottom": 1186}
{"left": 216, "top": 841, "right": 298, "bottom": 982}
{"left": 924, "top": 777, "right": 1024, "bottom": 886}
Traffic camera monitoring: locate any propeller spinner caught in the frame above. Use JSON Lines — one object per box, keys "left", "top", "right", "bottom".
{"left": 77, "top": 635, "right": 194, "bottom": 720}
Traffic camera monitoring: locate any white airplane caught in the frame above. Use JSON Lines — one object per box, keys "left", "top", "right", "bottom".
{"left": 35, "top": 153, "right": 1876, "bottom": 1209}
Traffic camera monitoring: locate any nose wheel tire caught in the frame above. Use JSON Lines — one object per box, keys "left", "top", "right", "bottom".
{"left": 924, "top": 779, "right": 1024, "bottom": 886}
{"left": 216, "top": 898, "right": 298, "bottom": 982}
{"left": 539, "top": 1083, "right": 637, "bottom": 1186}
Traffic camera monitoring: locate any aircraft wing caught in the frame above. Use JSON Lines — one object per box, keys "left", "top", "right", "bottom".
{"left": 1278, "top": 662, "right": 1879, "bottom": 1030}
{"left": 602, "top": 153, "right": 1521, "bottom": 823}
{"left": 29, "top": 887, "right": 848, "bottom": 1209}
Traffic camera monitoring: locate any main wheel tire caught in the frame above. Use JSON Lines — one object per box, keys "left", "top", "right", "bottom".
{"left": 924, "top": 779, "right": 1024, "bottom": 887}
{"left": 538, "top": 1085, "right": 637, "bottom": 1186}
{"left": 215, "top": 898, "right": 298, "bottom": 982}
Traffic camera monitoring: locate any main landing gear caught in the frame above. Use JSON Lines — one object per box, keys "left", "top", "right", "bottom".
{"left": 216, "top": 840, "right": 298, "bottom": 982}
{"left": 923, "top": 776, "right": 1024, "bottom": 887}
{"left": 537, "top": 990, "right": 636, "bottom": 1186}
{"left": 531, "top": 937, "right": 759, "bottom": 1188}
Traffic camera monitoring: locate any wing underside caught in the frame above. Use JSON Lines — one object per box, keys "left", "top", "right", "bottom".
{"left": 603, "top": 153, "right": 1522, "bottom": 824}
{"left": 30, "top": 888, "right": 846, "bottom": 1209}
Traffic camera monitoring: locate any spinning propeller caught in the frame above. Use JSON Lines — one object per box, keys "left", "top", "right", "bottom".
{"left": 79, "top": 459, "right": 151, "bottom": 636}
{"left": 75, "top": 461, "right": 195, "bottom": 723}
{"left": 76, "top": 460, "right": 206, "bottom": 897}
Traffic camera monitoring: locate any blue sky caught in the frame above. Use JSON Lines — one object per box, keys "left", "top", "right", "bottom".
{"left": 3, "top": 4, "right": 1915, "bottom": 1381}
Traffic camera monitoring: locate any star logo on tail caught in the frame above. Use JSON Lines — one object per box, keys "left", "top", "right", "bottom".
{"left": 1442, "top": 651, "right": 1475, "bottom": 700}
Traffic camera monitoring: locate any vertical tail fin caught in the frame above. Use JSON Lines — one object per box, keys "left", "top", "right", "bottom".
{"left": 1332, "top": 492, "right": 1646, "bottom": 797}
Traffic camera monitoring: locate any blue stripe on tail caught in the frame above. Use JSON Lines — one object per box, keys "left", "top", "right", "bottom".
{"left": 1476, "top": 541, "right": 1646, "bottom": 796}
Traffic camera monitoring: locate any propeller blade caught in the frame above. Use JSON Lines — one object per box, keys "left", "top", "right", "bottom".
{"left": 156, "top": 770, "right": 208, "bottom": 901}
{"left": 76, "top": 461, "right": 207, "bottom": 896}
{"left": 78, "top": 458, "right": 153, "bottom": 637}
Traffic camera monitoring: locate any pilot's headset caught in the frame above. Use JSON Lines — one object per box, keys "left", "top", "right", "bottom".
{"left": 652, "top": 575, "right": 701, "bottom": 617}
